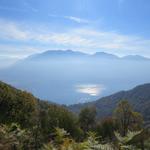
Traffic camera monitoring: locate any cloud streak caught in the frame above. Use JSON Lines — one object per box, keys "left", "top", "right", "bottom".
{"left": 64, "top": 16, "right": 89, "bottom": 23}
{"left": 49, "top": 14, "right": 90, "bottom": 24}
{"left": 0, "top": 20, "right": 150, "bottom": 57}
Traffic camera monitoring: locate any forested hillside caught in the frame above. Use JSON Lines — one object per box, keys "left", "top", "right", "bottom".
{"left": 0, "top": 81, "right": 82, "bottom": 147}
{"left": 0, "top": 81, "right": 150, "bottom": 150}
{"left": 69, "top": 83, "right": 150, "bottom": 124}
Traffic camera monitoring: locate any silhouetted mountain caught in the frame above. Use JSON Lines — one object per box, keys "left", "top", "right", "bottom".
{"left": 122, "top": 55, "right": 150, "bottom": 61}
{"left": 69, "top": 83, "right": 150, "bottom": 124}
{"left": 26, "top": 50, "right": 150, "bottom": 61}
{"left": 92, "top": 52, "right": 119, "bottom": 59}
{"left": 27, "top": 50, "right": 89, "bottom": 61}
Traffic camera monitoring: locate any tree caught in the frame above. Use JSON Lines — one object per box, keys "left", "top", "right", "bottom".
{"left": 38, "top": 101, "right": 82, "bottom": 141}
{"left": 0, "top": 81, "right": 37, "bottom": 128}
{"left": 131, "top": 112, "right": 143, "bottom": 130}
{"left": 114, "top": 100, "right": 143, "bottom": 136}
{"left": 79, "top": 107, "right": 97, "bottom": 132}
{"left": 96, "top": 117, "right": 116, "bottom": 141}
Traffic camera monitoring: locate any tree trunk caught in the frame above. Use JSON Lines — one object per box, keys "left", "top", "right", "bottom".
{"left": 140, "top": 140, "right": 145, "bottom": 150}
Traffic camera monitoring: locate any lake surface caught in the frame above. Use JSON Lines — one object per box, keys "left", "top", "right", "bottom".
{"left": 0, "top": 59, "right": 150, "bottom": 104}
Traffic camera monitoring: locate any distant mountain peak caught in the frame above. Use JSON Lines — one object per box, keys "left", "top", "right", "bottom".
{"left": 122, "top": 55, "right": 150, "bottom": 61}
{"left": 36, "top": 49, "right": 86, "bottom": 56}
{"left": 26, "top": 50, "right": 150, "bottom": 62}
{"left": 27, "top": 49, "right": 88, "bottom": 61}
{"left": 93, "top": 52, "right": 119, "bottom": 59}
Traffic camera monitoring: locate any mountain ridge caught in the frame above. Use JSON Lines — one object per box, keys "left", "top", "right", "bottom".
{"left": 69, "top": 83, "right": 150, "bottom": 123}
{"left": 0, "top": 80, "right": 150, "bottom": 125}
{"left": 25, "top": 50, "right": 150, "bottom": 61}
{"left": 26, "top": 50, "right": 89, "bottom": 61}
{"left": 1, "top": 49, "right": 150, "bottom": 104}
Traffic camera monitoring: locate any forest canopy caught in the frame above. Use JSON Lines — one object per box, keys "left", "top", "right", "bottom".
{"left": 0, "top": 81, "right": 150, "bottom": 150}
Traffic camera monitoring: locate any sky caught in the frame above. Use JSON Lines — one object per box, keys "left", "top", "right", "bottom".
{"left": 0, "top": 0, "right": 150, "bottom": 63}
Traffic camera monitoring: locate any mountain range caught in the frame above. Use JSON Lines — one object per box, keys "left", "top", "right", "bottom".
{"left": 26, "top": 50, "right": 150, "bottom": 61}
{"left": 0, "top": 50, "right": 150, "bottom": 104}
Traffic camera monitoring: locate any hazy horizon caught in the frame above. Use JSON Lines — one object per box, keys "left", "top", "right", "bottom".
{"left": 0, "top": 50, "right": 150, "bottom": 104}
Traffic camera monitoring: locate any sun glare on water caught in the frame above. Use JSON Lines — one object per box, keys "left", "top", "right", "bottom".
{"left": 76, "top": 84, "right": 105, "bottom": 96}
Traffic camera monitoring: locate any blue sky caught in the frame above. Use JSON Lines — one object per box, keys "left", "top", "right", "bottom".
{"left": 0, "top": 0, "right": 150, "bottom": 61}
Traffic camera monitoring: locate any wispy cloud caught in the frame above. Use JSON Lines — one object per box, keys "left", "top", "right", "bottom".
{"left": 22, "top": 0, "right": 39, "bottom": 12}
{"left": 0, "top": 44, "right": 42, "bottom": 58}
{"left": 49, "top": 14, "right": 90, "bottom": 24}
{"left": 0, "top": 44, "right": 42, "bottom": 68}
{"left": 0, "top": 20, "right": 150, "bottom": 57}
{"left": 64, "top": 16, "right": 89, "bottom": 23}
{"left": 0, "top": 21, "right": 29, "bottom": 40}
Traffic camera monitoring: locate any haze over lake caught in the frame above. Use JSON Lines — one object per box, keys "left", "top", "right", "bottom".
{"left": 0, "top": 50, "right": 150, "bottom": 104}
